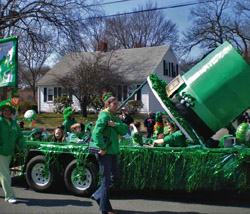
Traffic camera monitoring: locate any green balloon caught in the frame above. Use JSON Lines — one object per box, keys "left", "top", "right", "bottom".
{"left": 24, "top": 110, "right": 36, "bottom": 122}
{"left": 236, "top": 123, "right": 250, "bottom": 145}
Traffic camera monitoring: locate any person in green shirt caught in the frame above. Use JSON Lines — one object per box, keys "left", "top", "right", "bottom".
{"left": 69, "top": 123, "right": 86, "bottom": 144}
{"left": 0, "top": 100, "right": 27, "bottom": 204}
{"left": 89, "top": 92, "right": 128, "bottom": 214}
{"left": 79, "top": 123, "right": 91, "bottom": 143}
{"left": 152, "top": 117, "right": 186, "bottom": 147}
{"left": 29, "top": 128, "right": 42, "bottom": 141}
{"left": 131, "top": 121, "right": 144, "bottom": 146}
{"left": 62, "top": 107, "right": 77, "bottom": 133}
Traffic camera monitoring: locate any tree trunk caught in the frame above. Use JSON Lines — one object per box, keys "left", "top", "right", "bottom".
{"left": 33, "top": 87, "right": 37, "bottom": 103}
{"left": 81, "top": 104, "right": 87, "bottom": 117}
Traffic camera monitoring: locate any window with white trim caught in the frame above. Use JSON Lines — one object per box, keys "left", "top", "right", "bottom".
{"left": 43, "top": 87, "right": 68, "bottom": 102}
{"left": 48, "top": 88, "right": 53, "bottom": 101}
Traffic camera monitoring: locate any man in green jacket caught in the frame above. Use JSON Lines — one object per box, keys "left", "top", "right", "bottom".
{"left": 89, "top": 92, "right": 127, "bottom": 214}
{"left": 0, "top": 100, "right": 27, "bottom": 204}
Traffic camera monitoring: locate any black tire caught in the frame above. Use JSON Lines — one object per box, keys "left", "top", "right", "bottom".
{"left": 64, "top": 160, "right": 98, "bottom": 196}
{"left": 25, "top": 155, "right": 56, "bottom": 192}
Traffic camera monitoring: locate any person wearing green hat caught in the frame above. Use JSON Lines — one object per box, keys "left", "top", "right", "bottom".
{"left": 153, "top": 111, "right": 164, "bottom": 138}
{"left": 62, "top": 107, "right": 77, "bottom": 133}
{"left": 0, "top": 100, "right": 27, "bottom": 204}
{"left": 89, "top": 92, "right": 128, "bottom": 214}
{"left": 152, "top": 117, "right": 186, "bottom": 147}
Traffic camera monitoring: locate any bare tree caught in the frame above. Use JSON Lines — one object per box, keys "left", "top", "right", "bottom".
{"left": 84, "top": 2, "right": 179, "bottom": 52}
{"left": 18, "top": 34, "right": 52, "bottom": 103}
{"left": 106, "top": 2, "right": 179, "bottom": 49}
{"left": 236, "top": 0, "right": 250, "bottom": 18}
{"left": 55, "top": 54, "right": 124, "bottom": 117}
{"left": 182, "top": 0, "right": 250, "bottom": 61}
{"left": 0, "top": 0, "right": 97, "bottom": 42}
{"left": 0, "top": 0, "right": 102, "bottom": 99}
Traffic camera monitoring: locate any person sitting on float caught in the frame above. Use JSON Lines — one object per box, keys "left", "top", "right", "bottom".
{"left": 79, "top": 122, "right": 90, "bottom": 143}
{"left": 69, "top": 123, "right": 85, "bottom": 144}
{"left": 52, "top": 125, "right": 66, "bottom": 143}
{"left": 30, "top": 128, "right": 42, "bottom": 141}
{"left": 152, "top": 117, "right": 186, "bottom": 147}
{"left": 152, "top": 111, "right": 164, "bottom": 139}
{"left": 62, "top": 107, "right": 77, "bottom": 134}
{"left": 130, "top": 121, "right": 144, "bottom": 146}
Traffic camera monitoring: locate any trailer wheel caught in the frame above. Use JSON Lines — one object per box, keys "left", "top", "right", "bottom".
{"left": 64, "top": 160, "right": 98, "bottom": 196}
{"left": 25, "top": 155, "right": 56, "bottom": 192}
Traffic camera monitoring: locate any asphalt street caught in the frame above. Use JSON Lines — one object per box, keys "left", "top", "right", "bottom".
{"left": 0, "top": 176, "right": 250, "bottom": 214}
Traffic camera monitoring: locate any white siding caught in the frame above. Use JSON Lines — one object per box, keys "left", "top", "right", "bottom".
{"left": 39, "top": 86, "right": 54, "bottom": 113}
{"left": 72, "top": 96, "right": 81, "bottom": 112}
{"left": 148, "top": 88, "right": 165, "bottom": 113}
{"left": 140, "top": 84, "right": 149, "bottom": 113}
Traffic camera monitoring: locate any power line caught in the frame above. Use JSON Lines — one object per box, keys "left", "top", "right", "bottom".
{"left": 86, "top": 0, "right": 135, "bottom": 7}
{"left": 1, "top": 1, "right": 202, "bottom": 23}
{"left": 86, "top": 1, "right": 201, "bottom": 19}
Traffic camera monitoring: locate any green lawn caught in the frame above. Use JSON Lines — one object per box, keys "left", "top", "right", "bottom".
{"left": 20, "top": 112, "right": 149, "bottom": 132}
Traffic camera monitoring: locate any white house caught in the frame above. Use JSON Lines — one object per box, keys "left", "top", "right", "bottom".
{"left": 37, "top": 45, "right": 181, "bottom": 113}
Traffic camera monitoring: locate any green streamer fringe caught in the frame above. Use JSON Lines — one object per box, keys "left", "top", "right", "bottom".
{"left": 13, "top": 142, "right": 250, "bottom": 192}
{"left": 118, "top": 147, "right": 250, "bottom": 192}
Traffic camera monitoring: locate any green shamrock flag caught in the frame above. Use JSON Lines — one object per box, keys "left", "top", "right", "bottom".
{"left": 0, "top": 37, "right": 18, "bottom": 87}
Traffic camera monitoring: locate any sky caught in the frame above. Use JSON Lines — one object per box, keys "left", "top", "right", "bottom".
{"left": 101, "top": 0, "right": 194, "bottom": 32}
{"left": 47, "top": 0, "right": 200, "bottom": 66}
{"left": 100, "top": 0, "right": 201, "bottom": 57}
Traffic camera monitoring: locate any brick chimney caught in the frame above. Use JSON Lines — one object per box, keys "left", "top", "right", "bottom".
{"left": 99, "top": 42, "right": 108, "bottom": 52}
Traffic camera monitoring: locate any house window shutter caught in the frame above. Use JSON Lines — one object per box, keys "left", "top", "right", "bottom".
{"left": 44, "top": 88, "right": 47, "bottom": 102}
{"left": 173, "top": 64, "right": 176, "bottom": 77}
{"left": 171, "top": 63, "right": 174, "bottom": 77}
{"left": 168, "top": 63, "right": 171, "bottom": 77}
{"left": 58, "top": 88, "right": 62, "bottom": 97}
{"left": 176, "top": 64, "right": 179, "bottom": 75}
{"left": 54, "top": 87, "right": 58, "bottom": 99}
{"left": 163, "top": 60, "right": 166, "bottom": 75}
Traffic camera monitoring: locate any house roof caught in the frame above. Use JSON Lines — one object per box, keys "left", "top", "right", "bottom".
{"left": 37, "top": 45, "right": 171, "bottom": 87}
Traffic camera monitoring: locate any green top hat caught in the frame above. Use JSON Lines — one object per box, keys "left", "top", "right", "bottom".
{"left": 155, "top": 111, "right": 163, "bottom": 122}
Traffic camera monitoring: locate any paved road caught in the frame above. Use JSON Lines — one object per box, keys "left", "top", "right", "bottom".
{"left": 1, "top": 176, "right": 250, "bottom": 214}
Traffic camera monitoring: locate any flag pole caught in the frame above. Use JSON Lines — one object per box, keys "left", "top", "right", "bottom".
{"left": 117, "top": 80, "right": 147, "bottom": 112}
{"left": 15, "top": 36, "right": 18, "bottom": 90}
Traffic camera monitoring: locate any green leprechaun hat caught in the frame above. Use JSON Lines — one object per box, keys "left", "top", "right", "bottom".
{"left": 0, "top": 100, "right": 16, "bottom": 114}
{"left": 9, "top": 89, "right": 20, "bottom": 99}
{"left": 63, "top": 107, "right": 74, "bottom": 120}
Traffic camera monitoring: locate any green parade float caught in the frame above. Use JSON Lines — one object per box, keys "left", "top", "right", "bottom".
{"left": 11, "top": 41, "right": 250, "bottom": 197}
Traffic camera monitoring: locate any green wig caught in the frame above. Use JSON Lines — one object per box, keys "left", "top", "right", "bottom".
{"left": 63, "top": 107, "right": 74, "bottom": 120}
